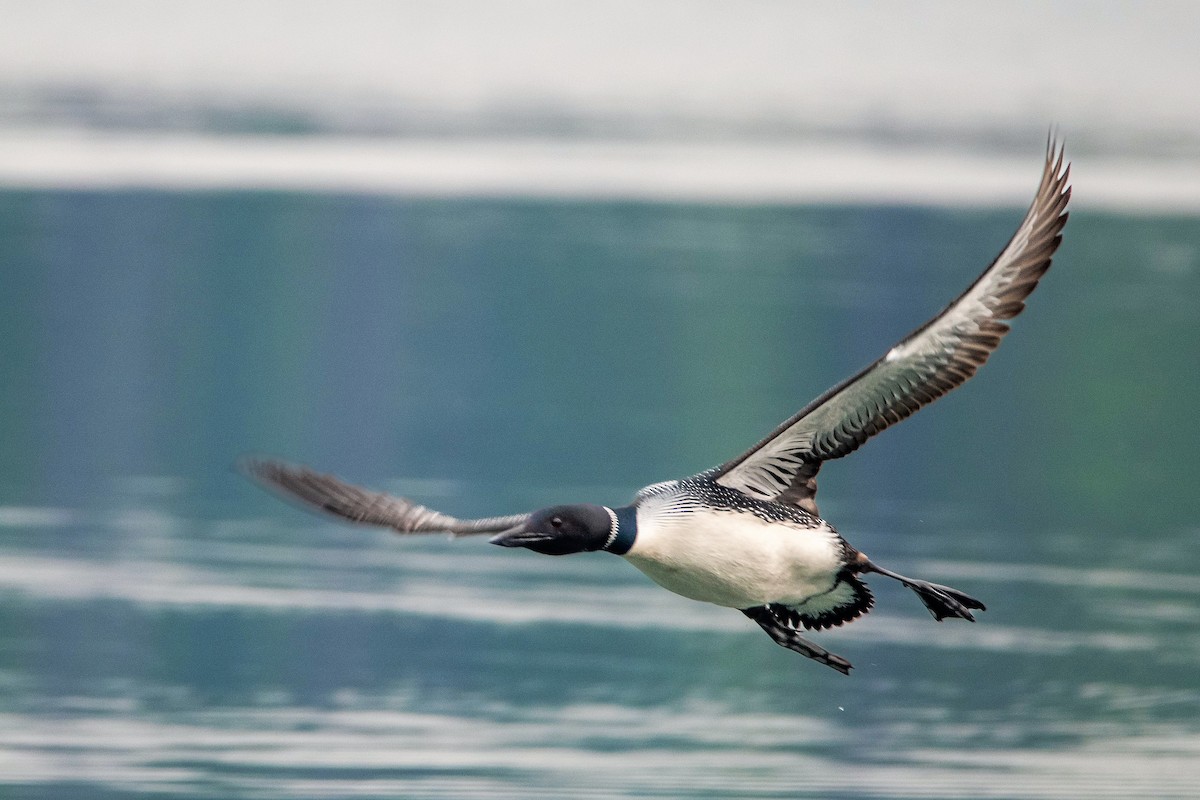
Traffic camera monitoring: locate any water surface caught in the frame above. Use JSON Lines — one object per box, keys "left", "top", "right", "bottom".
{"left": 1, "top": 189, "right": 1198, "bottom": 798}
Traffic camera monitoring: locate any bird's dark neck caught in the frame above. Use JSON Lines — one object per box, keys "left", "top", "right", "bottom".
{"left": 602, "top": 505, "right": 638, "bottom": 555}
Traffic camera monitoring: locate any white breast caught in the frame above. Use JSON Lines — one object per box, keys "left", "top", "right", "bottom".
{"left": 623, "top": 494, "right": 845, "bottom": 609}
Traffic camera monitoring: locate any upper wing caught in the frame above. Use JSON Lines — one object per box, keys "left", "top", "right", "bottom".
{"left": 712, "top": 140, "right": 1071, "bottom": 515}
{"left": 242, "top": 459, "right": 529, "bottom": 535}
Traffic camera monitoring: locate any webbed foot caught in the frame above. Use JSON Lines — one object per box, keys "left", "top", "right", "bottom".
{"left": 742, "top": 606, "right": 853, "bottom": 675}
{"left": 859, "top": 560, "right": 986, "bottom": 622}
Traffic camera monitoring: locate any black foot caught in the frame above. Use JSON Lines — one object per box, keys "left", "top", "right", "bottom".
{"left": 908, "top": 580, "right": 986, "bottom": 621}
{"left": 743, "top": 607, "right": 853, "bottom": 675}
{"left": 861, "top": 561, "right": 986, "bottom": 622}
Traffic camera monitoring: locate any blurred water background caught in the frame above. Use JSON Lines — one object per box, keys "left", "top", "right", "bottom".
{"left": 2, "top": 2, "right": 1199, "bottom": 798}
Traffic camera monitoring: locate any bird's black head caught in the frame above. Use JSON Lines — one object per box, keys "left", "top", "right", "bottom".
{"left": 489, "top": 504, "right": 613, "bottom": 556}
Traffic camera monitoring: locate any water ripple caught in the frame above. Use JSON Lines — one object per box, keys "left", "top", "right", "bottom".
{"left": 3, "top": 701, "right": 1199, "bottom": 799}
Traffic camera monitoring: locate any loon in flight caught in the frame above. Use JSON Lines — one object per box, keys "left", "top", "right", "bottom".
{"left": 244, "top": 141, "right": 1070, "bottom": 674}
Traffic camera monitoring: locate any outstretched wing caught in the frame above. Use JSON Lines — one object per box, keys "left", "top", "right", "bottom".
{"left": 712, "top": 139, "right": 1071, "bottom": 516}
{"left": 242, "top": 459, "right": 529, "bottom": 535}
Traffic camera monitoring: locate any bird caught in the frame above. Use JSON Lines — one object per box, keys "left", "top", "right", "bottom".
{"left": 243, "top": 140, "right": 1070, "bottom": 674}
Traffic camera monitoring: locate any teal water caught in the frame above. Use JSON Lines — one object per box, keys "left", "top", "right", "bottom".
{"left": 1, "top": 189, "right": 1198, "bottom": 798}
